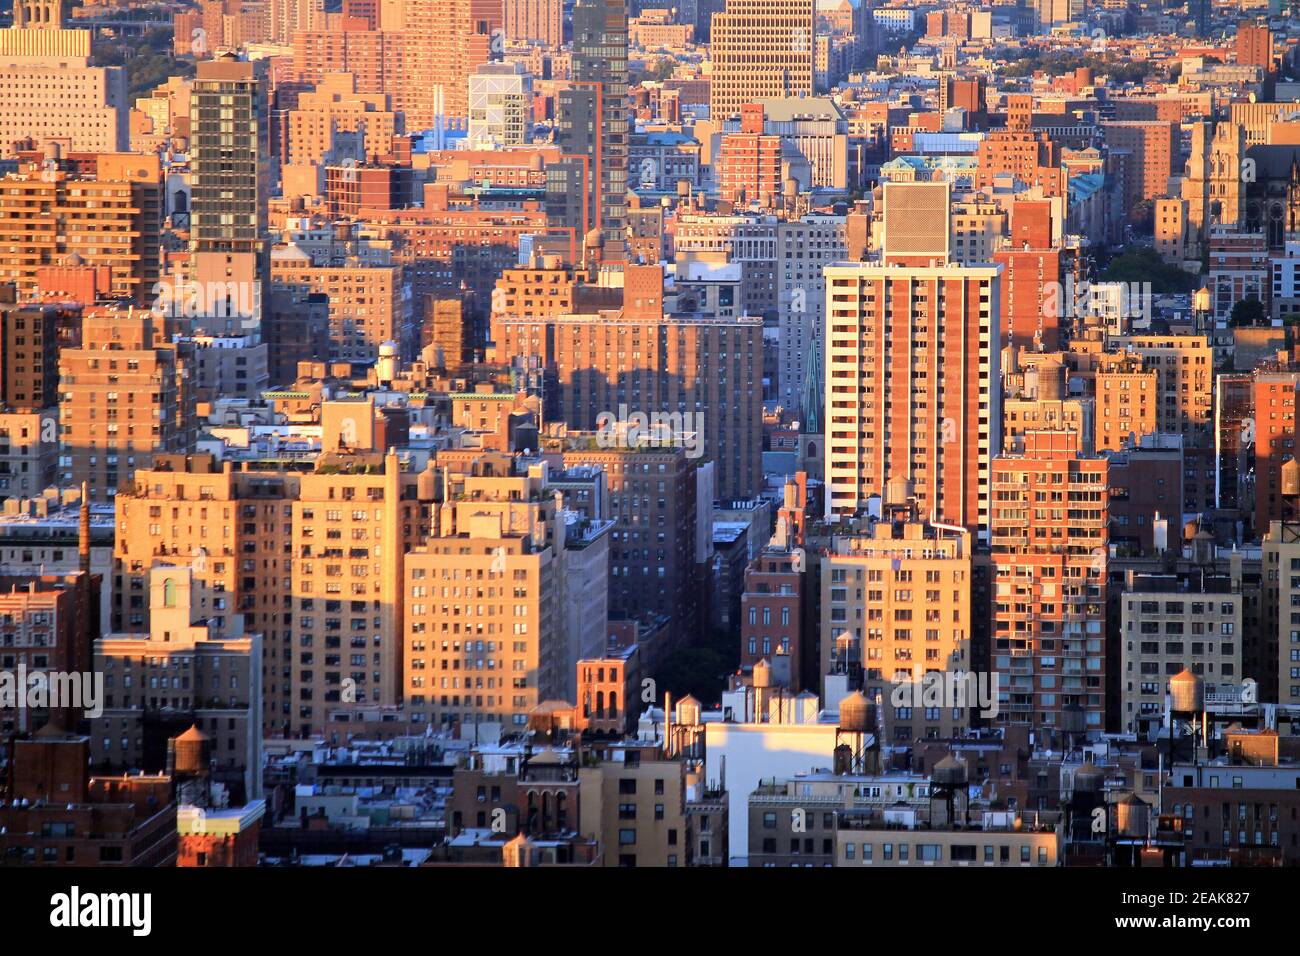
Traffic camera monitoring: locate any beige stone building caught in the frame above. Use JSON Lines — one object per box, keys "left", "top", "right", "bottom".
{"left": 1119, "top": 571, "right": 1243, "bottom": 734}
{"left": 577, "top": 743, "right": 692, "bottom": 867}
{"left": 821, "top": 508, "right": 977, "bottom": 742}
{"left": 94, "top": 566, "right": 261, "bottom": 799}
{"left": 834, "top": 808, "right": 1061, "bottom": 867}
{"left": 0, "top": 6, "right": 127, "bottom": 158}
{"left": 269, "top": 248, "right": 410, "bottom": 364}
{"left": 405, "top": 462, "right": 563, "bottom": 731}
{"left": 114, "top": 447, "right": 436, "bottom": 738}
{"left": 0, "top": 410, "right": 59, "bottom": 500}
{"left": 284, "top": 72, "right": 400, "bottom": 168}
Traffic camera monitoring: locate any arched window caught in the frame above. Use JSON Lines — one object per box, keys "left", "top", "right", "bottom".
{"left": 163, "top": 578, "right": 176, "bottom": 607}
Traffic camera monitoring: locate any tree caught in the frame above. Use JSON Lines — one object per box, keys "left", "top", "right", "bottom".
{"left": 1100, "top": 248, "right": 1198, "bottom": 295}
{"left": 1230, "top": 297, "right": 1267, "bottom": 327}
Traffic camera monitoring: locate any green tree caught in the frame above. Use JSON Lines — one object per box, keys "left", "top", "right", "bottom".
{"left": 1100, "top": 248, "right": 1198, "bottom": 295}
{"left": 1230, "top": 297, "right": 1267, "bottom": 327}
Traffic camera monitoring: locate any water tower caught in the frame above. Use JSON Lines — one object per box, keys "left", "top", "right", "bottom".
{"left": 929, "top": 756, "right": 969, "bottom": 829}
{"left": 834, "top": 691, "right": 877, "bottom": 775}
{"left": 1168, "top": 668, "right": 1207, "bottom": 761}
{"left": 167, "top": 724, "right": 213, "bottom": 807}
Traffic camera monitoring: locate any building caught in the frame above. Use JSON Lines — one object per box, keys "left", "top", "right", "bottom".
{"left": 821, "top": 508, "right": 976, "bottom": 741}
{"left": 404, "top": 462, "right": 565, "bottom": 731}
{"left": 740, "top": 547, "right": 804, "bottom": 689}
{"left": 0, "top": 157, "right": 161, "bottom": 302}
{"left": 990, "top": 430, "right": 1108, "bottom": 737}
{"left": 57, "top": 308, "right": 196, "bottom": 504}
{"left": 709, "top": 0, "right": 814, "bottom": 123}
{"left": 0, "top": 728, "right": 177, "bottom": 867}
{"left": 834, "top": 805, "right": 1061, "bottom": 867}
{"left": 190, "top": 56, "right": 269, "bottom": 257}
{"left": 499, "top": 275, "right": 762, "bottom": 499}
{"left": 504, "top": 0, "right": 562, "bottom": 46}
{"left": 113, "top": 449, "right": 437, "bottom": 738}
{"left": 1101, "top": 121, "right": 1178, "bottom": 214}
{"left": 282, "top": 72, "right": 400, "bottom": 169}
{"left": 0, "top": 289, "right": 59, "bottom": 414}
{"left": 468, "top": 63, "right": 533, "bottom": 151}
{"left": 556, "top": 0, "right": 629, "bottom": 262}
{"left": 0, "top": 3, "right": 127, "bottom": 158}
{"left": 551, "top": 443, "right": 700, "bottom": 636}
{"left": 577, "top": 742, "right": 693, "bottom": 867}
{"left": 824, "top": 260, "right": 1001, "bottom": 538}
{"left": 269, "top": 247, "right": 410, "bottom": 364}
{"left": 94, "top": 566, "right": 263, "bottom": 803}
{"left": 1237, "top": 20, "right": 1273, "bottom": 72}
{"left": 1119, "top": 572, "right": 1244, "bottom": 735}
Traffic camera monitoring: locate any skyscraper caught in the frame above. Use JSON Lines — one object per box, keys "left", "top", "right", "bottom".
{"left": 990, "top": 430, "right": 1108, "bottom": 737}
{"left": 824, "top": 259, "right": 1001, "bottom": 538}
{"left": 709, "top": 0, "right": 814, "bottom": 122}
{"left": 555, "top": 0, "right": 629, "bottom": 263}
{"left": 190, "top": 55, "right": 268, "bottom": 256}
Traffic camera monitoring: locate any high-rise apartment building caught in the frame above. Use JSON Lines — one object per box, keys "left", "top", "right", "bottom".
{"left": 1119, "top": 571, "right": 1242, "bottom": 735}
{"left": 821, "top": 511, "right": 976, "bottom": 741}
{"left": 1112, "top": 335, "right": 1215, "bottom": 514}
{"left": 58, "top": 308, "right": 196, "bottom": 504}
{"left": 498, "top": 295, "right": 763, "bottom": 497}
{"left": 709, "top": 0, "right": 814, "bottom": 122}
{"left": 556, "top": 0, "right": 629, "bottom": 262}
{"left": 115, "top": 448, "right": 437, "bottom": 738}
{"left": 404, "top": 463, "right": 565, "bottom": 730}
{"left": 553, "top": 443, "right": 700, "bottom": 634}
{"left": 990, "top": 430, "right": 1107, "bottom": 735}
{"left": 191, "top": 55, "right": 269, "bottom": 256}
{"left": 392, "top": 0, "right": 502, "bottom": 127}
{"left": 283, "top": 72, "right": 400, "bottom": 168}
{"left": 1237, "top": 20, "right": 1273, "bottom": 72}
{"left": 0, "top": 157, "right": 161, "bottom": 302}
{"left": 504, "top": 0, "right": 562, "bottom": 46}
{"left": 269, "top": 248, "right": 410, "bottom": 364}
{"left": 824, "top": 260, "right": 1001, "bottom": 538}
{"left": 777, "top": 214, "right": 846, "bottom": 420}
{"left": 0, "top": 289, "right": 59, "bottom": 414}
{"left": 269, "top": 0, "right": 327, "bottom": 43}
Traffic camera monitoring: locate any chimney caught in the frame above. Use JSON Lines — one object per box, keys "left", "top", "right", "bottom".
{"left": 78, "top": 481, "right": 90, "bottom": 576}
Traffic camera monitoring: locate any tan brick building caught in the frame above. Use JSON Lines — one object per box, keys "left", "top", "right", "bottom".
{"left": 58, "top": 308, "right": 196, "bottom": 504}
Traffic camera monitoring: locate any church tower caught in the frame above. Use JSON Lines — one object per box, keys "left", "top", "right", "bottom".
{"left": 13, "top": 0, "right": 65, "bottom": 29}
